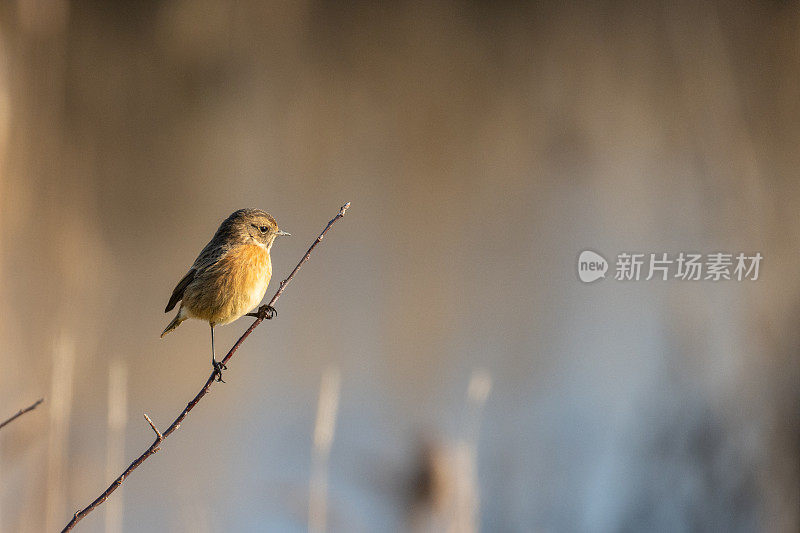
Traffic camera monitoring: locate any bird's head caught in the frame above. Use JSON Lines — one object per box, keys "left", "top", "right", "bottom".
{"left": 220, "top": 208, "right": 290, "bottom": 251}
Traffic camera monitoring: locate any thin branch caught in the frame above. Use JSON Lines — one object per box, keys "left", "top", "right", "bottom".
{"left": 61, "top": 202, "right": 351, "bottom": 532}
{"left": 0, "top": 398, "right": 44, "bottom": 430}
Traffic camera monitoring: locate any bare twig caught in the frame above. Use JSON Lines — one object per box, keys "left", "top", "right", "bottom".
{"left": 61, "top": 203, "right": 350, "bottom": 532}
{"left": 142, "top": 413, "right": 163, "bottom": 442}
{"left": 0, "top": 398, "right": 44, "bottom": 430}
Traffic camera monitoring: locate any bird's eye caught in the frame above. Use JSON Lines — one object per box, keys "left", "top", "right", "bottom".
{"left": 259, "top": 226, "right": 269, "bottom": 233}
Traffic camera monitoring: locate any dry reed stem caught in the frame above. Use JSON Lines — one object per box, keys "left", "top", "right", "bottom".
{"left": 104, "top": 358, "right": 127, "bottom": 533}
{"left": 46, "top": 335, "right": 76, "bottom": 532}
{"left": 309, "top": 365, "right": 341, "bottom": 533}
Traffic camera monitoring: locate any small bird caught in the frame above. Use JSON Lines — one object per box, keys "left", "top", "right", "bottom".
{"left": 161, "top": 208, "right": 290, "bottom": 381}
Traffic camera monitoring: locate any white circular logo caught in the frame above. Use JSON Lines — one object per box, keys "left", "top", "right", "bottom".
{"left": 578, "top": 250, "right": 608, "bottom": 282}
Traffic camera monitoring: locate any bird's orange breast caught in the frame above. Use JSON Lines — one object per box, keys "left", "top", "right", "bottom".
{"left": 182, "top": 243, "right": 272, "bottom": 325}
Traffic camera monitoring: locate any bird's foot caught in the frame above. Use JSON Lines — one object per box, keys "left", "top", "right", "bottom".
{"left": 212, "top": 358, "right": 227, "bottom": 383}
{"left": 247, "top": 304, "right": 277, "bottom": 320}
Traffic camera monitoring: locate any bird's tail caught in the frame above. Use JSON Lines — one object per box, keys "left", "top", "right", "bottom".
{"left": 161, "top": 308, "right": 187, "bottom": 338}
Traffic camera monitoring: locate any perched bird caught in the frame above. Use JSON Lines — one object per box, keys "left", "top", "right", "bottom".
{"left": 161, "top": 208, "right": 290, "bottom": 381}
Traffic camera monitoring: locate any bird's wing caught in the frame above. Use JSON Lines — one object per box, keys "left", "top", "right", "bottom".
{"left": 190, "top": 237, "right": 230, "bottom": 272}
{"left": 164, "top": 238, "right": 230, "bottom": 313}
{"left": 164, "top": 269, "right": 195, "bottom": 312}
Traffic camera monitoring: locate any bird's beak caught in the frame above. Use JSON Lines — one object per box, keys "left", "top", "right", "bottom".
{"left": 277, "top": 230, "right": 291, "bottom": 236}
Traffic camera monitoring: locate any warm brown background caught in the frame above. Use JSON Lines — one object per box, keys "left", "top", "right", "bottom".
{"left": 0, "top": 1, "right": 798, "bottom": 532}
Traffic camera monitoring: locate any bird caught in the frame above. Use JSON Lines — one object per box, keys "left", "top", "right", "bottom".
{"left": 161, "top": 208, "right": 290, "bottom": 381}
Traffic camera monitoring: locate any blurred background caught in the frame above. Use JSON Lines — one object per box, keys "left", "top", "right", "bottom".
{"left": 0, "top": 1, "right": 798, "bottom": 531}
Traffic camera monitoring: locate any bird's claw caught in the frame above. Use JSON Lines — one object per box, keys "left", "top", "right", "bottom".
{"left": 248, "top": 304, "right": 277, "bottom": 320}
{"left": 212, "top": 359, "right": 227, "bottom": 383}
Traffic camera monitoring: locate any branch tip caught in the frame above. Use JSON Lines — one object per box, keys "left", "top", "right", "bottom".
{"left": 340, "top": 202, "right": 350, "bottom": 216}
{"left": 0, "top": 397, "right": 46, "bottom": 431}
{"left": 143, "top": 413, "right": 163, "bottom": 441}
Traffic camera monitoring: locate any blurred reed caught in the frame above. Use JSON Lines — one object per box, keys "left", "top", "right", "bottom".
{"left": 411, "top": 369, "right": 492, "bottom": 533}
{"left": 460, "top": 369, "right": 492, "bottom": 533}
{"left": 309, "top": 365, "right": 341, "bottom": 533}
{"left": 105, "top": 358, "right": 128, "bottom": 533}
{"left": 45, "top": 333, "right": 75, "bottom": 532}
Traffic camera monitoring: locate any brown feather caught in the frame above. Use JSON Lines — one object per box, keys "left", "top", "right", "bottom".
{"left": 165, "top": 269, "right": 196, "bottom": 312}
